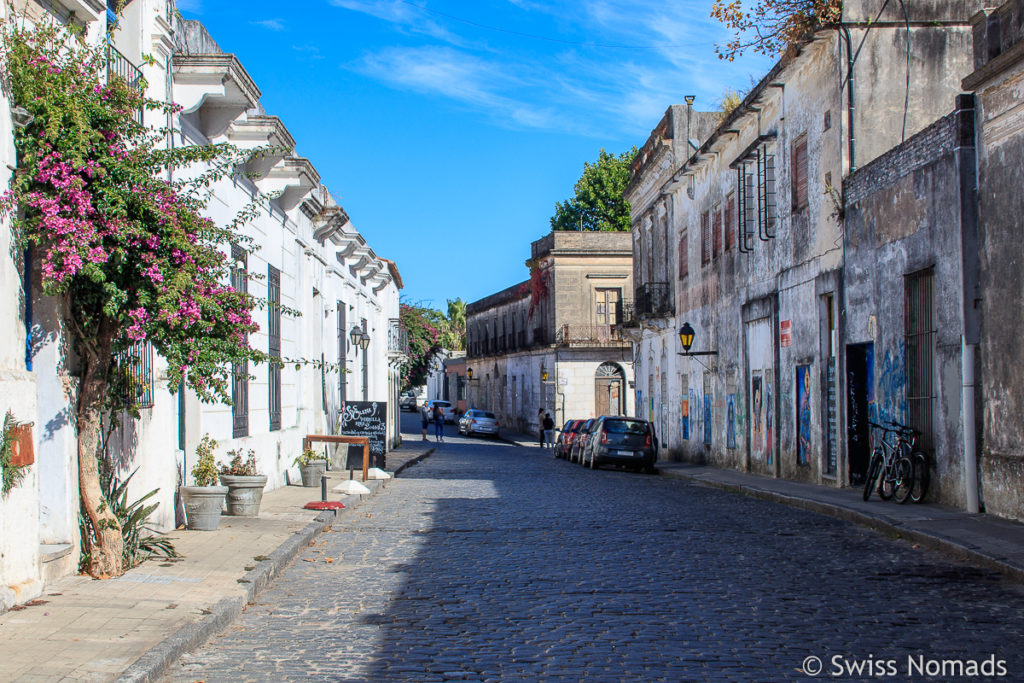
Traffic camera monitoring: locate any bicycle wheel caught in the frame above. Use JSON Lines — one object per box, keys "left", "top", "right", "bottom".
{"left": 863, "top": 450, "right": 884, "bottom": 501}
{"left": 878, "top": 456, "right": 896, "bottom": 501}
{"left": 909, "top": 452, "right": 930, "bottom": 503}
{"left": 893, "top": 456, "right": 914, "bottom": 504}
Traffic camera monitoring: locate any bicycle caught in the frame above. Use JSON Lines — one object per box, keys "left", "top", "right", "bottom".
{"left": 886, "top": 421, "right": 929, "bottom": 503}
{"left": 864, "top": 422, "right": 913, "bottom": 503}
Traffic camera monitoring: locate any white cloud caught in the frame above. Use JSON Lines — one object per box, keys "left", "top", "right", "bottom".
{"left": 328, "top": 0, "right": 465, "bottom": 45}
{"left": 253, "top": 18, "right": 285, "bottom": 31}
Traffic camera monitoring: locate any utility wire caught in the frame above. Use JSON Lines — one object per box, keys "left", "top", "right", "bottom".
{"left": 396, "top": 0, "right": 711, "bottom": 50}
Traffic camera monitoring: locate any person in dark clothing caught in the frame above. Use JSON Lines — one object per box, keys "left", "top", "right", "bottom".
{"left": 538, "top": 408, "right": 545, "bottom": 447}
{"left": 542, "top": 412, "right": 555, "bottom": 449}
{"left": 432, "top": 403, "right": 444, "bottom": 442}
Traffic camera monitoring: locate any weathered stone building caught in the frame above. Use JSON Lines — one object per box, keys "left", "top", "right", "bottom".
{"left": 964, "top": 0, "right": 1024, "bottom": 520}
{"left": 842, "top": 101, "right": 979, "bottom": 510}
{"left": 626, "top": 1, "right": 982, "bottom": 493}
{"left": 466, "top": 231, "right": 634, "bottom": 435}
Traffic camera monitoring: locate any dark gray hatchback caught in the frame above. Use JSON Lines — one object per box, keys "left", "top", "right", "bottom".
{"left": 582, "top": 417, "right": 658, "bottom": 472}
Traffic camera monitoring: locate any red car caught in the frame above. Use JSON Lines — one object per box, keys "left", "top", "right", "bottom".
{"left": 554, "top": 419, "right": 583, "bottom": 459}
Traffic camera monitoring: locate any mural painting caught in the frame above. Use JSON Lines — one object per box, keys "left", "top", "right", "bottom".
{"left": 752, "top": 373, "right": 763, "bottom": 459}
{"left": 681, "top": 395, "right": 690, "bottom": 440}
{"left": 765, "top": 369, "right": 774, "bottom": 465}
{"left": 874, "top": 343, "right": 907, "bottom": 426}
{"left": 703, "top": 389, "right": 712, "bottom": 445}
{"left": 797, "top": 365, "right": 811, "bottom": 465}
{"left": 726, "top": 393, "right": 736, "bottom": 449}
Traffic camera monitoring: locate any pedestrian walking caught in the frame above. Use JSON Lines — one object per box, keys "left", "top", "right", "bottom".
{"left": 538, "top": 408, "right": 545, "bottom": 447}
{"left": 420, "top": 403, "right": 430, "bottom": 441}
{"left": 543, "top": 412, "right": 555, "bottom": 450}
{"left": 433, "top": 402, "right": 444, "bottom": 442}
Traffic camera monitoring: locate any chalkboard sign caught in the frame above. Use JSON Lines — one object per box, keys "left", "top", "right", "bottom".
{"left": 340, "top": 401, "right": 387, "bottom": 469}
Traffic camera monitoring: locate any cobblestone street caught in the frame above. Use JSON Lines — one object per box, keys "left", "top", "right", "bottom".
{"left": 164, "top": 427, "right": 1024, "bottom": 682}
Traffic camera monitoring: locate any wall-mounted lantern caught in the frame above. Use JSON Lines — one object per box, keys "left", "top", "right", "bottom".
{"left": 678, "top": 321, "right": 719, "bottom": 357}
{"left": 359, "top": 329, "right": 371, "bottom": 351}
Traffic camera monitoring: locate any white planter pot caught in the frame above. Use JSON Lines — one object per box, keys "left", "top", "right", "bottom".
{"left": 219, "top": 474, "right": 268, "bottom": 516}
{"left": 180, "top": 485, "right": 228, "bottom": 531}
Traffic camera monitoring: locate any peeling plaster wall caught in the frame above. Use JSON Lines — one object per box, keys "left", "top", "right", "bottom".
{"left": 970, "top": 0, "right": 1024, "bottom": 520}
{"left": 844, "top": 113, "right": 968, "bottom": 508}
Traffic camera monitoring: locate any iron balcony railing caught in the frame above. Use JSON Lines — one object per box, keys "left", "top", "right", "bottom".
{"left": 635, "top": 282, "right": 673, "bottom": 319}
{"left": 106, "top": 44, "right": 144, "bottom": 125}
{"left": 387, "top": 318, "right": 408, "bottom": 358}
{"left": 555, "top": 324, "right": 630, "bottom": 347}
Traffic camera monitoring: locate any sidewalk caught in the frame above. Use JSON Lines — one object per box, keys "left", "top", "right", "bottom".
{"left": 657, "top": 462, "right": 1024, "bottom": 583}
{"left": 0, "top": 441, "right": 433, "bottom": 683}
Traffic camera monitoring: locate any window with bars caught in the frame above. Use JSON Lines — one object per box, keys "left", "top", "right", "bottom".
{"left": 725, "top": 193, "right": 735, "bottom": 251}
{"left": 791, "top": 135, "right": 808, "bottom": 212}
{"left": 701, "top": 210, "right": 711, "bottom": 265}
{"left": 678, "top": 229, "right": 688, "bottom": 280}
{"left": 906, "top": 269, "right": 936, "bottom": 452}
{"left": 338, "top": 303, "right": 347, "bottom": 402}
{"left": 116, "top": 341, "right": 153, "bottom": 409}
{"left": 744, "top": 169, "right": 756, "bottom": 239}
{"left": 758, "top": 148, "right": 777, "bottom": 235}
{"left": 268, "top": 265, "right": 281, "bottom": 432}
{"left": 361, "top": 317, "right": 369, "bottom": 400}
{"left": 231, "top": 244, "right": 249, "bottom": 438}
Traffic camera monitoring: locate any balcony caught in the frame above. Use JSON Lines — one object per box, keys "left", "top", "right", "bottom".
{"left": 387, "top": 319, "right": 408, "bottom": 359}
{"left": 555, "top": 324, "right": 630, "bottom": 348}
{"left": 106, "top": 45, "right": 144, "bottom": 125}
{"left": 635, "top": 282, "right": 673, "bottom": 319}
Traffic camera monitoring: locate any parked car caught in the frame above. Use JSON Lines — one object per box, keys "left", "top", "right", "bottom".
{"left": 458, "top": 409, "right": 500, "bottom": 437}
{"left": 423, "top": 400, "right": 456, "bottom": 424}
{"left": 569, "top": 418, "right": 597, "bottom": 464}
{"left": 554, "top": 419, "right": 583, "bottom": 459}
{"left": 399, "top": 391, "right": 418, "bottom": 411}
{"left": 581, "top": 416, "right": 658, "bottom": 472}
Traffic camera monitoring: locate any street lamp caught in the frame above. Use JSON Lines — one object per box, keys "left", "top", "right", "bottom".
{"left": 678, "top": 321, "right": 718, "bottom": 357}
{"left": 467, "top": 368, "right": 473, "bottom": 380}
{"left": 359, "top": 329, "right": 371, "bottom": 351}
{"left": 349, "top": 325, "right": 362, "bottom": 349}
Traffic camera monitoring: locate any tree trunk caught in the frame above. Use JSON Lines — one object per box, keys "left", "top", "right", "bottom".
{"left": 77, "top": 326, "right": 122, "bottom": 578}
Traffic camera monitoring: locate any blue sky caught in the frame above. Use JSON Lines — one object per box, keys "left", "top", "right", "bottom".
{"left": 176, "top": 0, "right": 771, "bottom": 311}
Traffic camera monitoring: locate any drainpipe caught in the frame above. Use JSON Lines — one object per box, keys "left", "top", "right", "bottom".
{"left": 956, "top": 93, "right": 980, "bottom": 513}
{"left": 840, "top": 24, "right": 857, "bottom": 172}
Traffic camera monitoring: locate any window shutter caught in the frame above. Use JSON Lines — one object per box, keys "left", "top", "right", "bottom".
{"left": 712, "top": 205, "right": 722, "bottom": 257}
{"left": 792, "top": 136, "right": 808, "bottom": 211}
{"left": 701, "top": 211, "right": 710, "bottom": 265}
{"left": 725, "top": 193, "right": 735, "bottom": 251}
{"left": 678, "top": 229, "right": 688, "bottom": 280}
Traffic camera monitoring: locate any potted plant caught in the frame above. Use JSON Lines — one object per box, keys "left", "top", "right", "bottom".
{"left": 295, "top": 448, "right": 327, "bottom": 487}
{"left": 218, "top": 448, "right": 267, "bottom": 516}
{"left": 180, "top": 435, "right": 228, "bottom": 530}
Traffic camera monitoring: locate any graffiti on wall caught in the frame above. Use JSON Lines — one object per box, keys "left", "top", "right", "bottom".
{"left": 765, "top": 370, "right": 774, "bottom": 465}
{"left": 751, "top": 373, "right": 763, "bottom": 459}
{"left": 703, "top": 390, "right": 712, "bottom": 445}
{"left": 797, "top": 365, "right": 811, "bottom": 465}
{"left": 681, "top": 395, "right": 690, "bottom": 440}
{"left": 726, "top": 393, "right": 736, "bottom": 449}
{"left": 872, "top": 343, "right": 907, "bottom": 426}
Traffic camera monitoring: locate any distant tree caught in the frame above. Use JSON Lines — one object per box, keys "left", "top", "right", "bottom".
{"left": 442, "top": 298, "right": 466, "bottom": 351}
{"left": 711, "top": 0, "right": 842, "bottom": 61}
{"left": 550, "top": 148, "right": 637, "bottom": 233}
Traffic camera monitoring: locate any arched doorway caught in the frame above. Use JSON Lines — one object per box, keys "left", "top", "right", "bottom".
{"left": 595, "top": 362, "right": 625, "bottom": 416}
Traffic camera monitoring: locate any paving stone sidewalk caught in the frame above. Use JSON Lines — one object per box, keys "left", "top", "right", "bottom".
{"left": 0, "top": 442, "right": 433, "bottom": 683}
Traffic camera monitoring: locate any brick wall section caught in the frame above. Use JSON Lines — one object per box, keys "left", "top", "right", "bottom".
{"left": 844, "top": 113, "right": 956, "bottom": 206}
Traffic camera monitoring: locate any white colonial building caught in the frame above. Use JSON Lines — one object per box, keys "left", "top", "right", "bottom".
{"left": 0, "top": 1, "right": 406, "bottom": 610}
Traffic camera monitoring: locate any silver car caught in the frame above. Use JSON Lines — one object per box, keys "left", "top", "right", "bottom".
{"left": 458, "top": 409, "right": 500, "bottom": 438}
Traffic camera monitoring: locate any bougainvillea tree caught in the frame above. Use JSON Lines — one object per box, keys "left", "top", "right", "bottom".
{"left": 1, "top": 18, "right": 278, "bottom": 577}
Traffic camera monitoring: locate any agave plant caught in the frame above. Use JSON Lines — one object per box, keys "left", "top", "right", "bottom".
{"left": 79, "top": 469, "right": 178, "bottom": 572}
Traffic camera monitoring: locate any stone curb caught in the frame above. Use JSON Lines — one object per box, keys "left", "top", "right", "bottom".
{"left": 392, "top": 447, "right": 435, "bottom": 476}
{"left": 115, "top": 478, "right": 389, "bottom": 683}
{"left": 658, "top": 469, "right": 1024, "bottom": 585}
